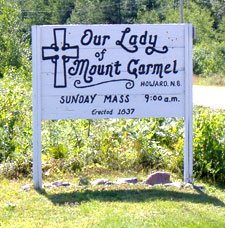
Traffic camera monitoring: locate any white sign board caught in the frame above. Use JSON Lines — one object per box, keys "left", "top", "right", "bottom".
{"left": 32, "top": 24, "right": 193, "bottom": 189}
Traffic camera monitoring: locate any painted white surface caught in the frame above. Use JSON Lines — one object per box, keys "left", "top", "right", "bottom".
{"left": 32, "top": 26, "right": 42, "bottom": 190}
{"left": 184, "top": 24, "right": 193, "bottom": 183}
{"left": 35, "top": 24, "right": 189, "bottom": 120}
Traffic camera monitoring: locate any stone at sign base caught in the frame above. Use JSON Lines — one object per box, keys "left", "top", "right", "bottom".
{"left": 114, "top": 177, "right": 138, "bottom": 184}
{"left": 164, "top": 182, "right": 183, "bottom": 189}
{"left": 91, "top": 179, "right": 109, "bottom": 186}
{"left": 145, "top": 172, "right": 170, "bottom": 185}
{"left": 21, "top": 184, "right": 32, "bottom": 191}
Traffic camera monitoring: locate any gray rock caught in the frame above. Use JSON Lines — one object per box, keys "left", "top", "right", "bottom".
{"left": 152, "top": 184, "right": 163, "bottom": 187}
{"left": 164, "top": 182, "right": 183, "bottom": 189}
{"left": 145, "top": 172, "right": 170, "bottom": 185}
{"left": 91, "top": 179, "right": 109, "bottom": 186}
{"left": 193, "top": 185, "right": 205, "bottom": 191}
{"left": 52, "top": 180, "right": 63, "bottom": 187}
{"left": 52, "top": 180, "right": 70, "bottom": 187}
{"left": 105, "top": 181, "right": 115, "bottom": 185}
{"left": 22, "top": 184, "right": 31, "bottom": 191}
{"left": 43, "top": 182, "right": 53, "bottom": 188}
{"left": 114, "top": 177, "right": 138, "bottom": 184}
{"left": 184, "top": 183, "right": 193, "bottom": 189}
{"left": 142, "top": 181, "right": 153, "bottom": 186}
{"left": 61, "top": 182, "right": 70, "bottom": 187}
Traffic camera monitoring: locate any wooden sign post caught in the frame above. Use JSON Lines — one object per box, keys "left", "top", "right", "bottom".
{"left": 32, "top": 24, "right": 193, "bottom": 189}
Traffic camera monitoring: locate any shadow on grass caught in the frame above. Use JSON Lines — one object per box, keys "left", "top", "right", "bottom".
{"left": 38, "top": 188, "right": 225, "bottom": 207}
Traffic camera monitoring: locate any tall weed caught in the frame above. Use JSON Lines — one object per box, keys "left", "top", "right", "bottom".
{"left": 0, "top": 68, "right": 32, "bottom": 177}
{"left": 193, "top": 107, "right": 225, "bottom": 183}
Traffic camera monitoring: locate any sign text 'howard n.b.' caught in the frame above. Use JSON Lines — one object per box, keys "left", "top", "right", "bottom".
{"left": 33, "top": 24, "right": 192, "bottom": 120}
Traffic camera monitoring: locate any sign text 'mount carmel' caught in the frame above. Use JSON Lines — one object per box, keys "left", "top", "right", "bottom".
{"left": 33, "top": 24, "right": 192, "bottom": 120}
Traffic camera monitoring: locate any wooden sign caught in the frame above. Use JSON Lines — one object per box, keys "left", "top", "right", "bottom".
{"left": 32, "top": 24, "right": 193, "bottom": 189}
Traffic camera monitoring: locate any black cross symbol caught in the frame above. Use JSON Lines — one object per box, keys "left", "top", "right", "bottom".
{"left": 42, "top": 28, "right": 79, "bottom": 88}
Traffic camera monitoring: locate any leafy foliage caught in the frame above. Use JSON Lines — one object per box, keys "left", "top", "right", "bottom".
{"left": 193, "top": 42, "right": 225, "bottom": 76}
{"left": 68, "top": 0, "right": 138, "bottom": 24}
{"left": 0, "top": 69, "right": 32, "bottom": 177}
{"left": 0, "top": 2, "right": 30, "bottom": 77}
{"left": 193, "top": 107, "right": 225, "bottom": 183}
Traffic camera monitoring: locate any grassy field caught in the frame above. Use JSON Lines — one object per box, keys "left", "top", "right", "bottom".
{"left": 193, "top": 75, "right": 225, "bottom": 87}
{"left": 0, "top": 171, "right": 224, "bottom": 228}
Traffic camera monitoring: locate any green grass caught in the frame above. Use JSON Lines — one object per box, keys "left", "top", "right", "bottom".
{"left": 193, "top": 74, "right": 225, "bottom": 87}
{"left": 0, "top": 172, "right": 224, "bottom": 228}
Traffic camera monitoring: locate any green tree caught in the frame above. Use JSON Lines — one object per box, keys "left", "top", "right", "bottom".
{"left": 21, "top": 0, "right": 56, "bottom": 27}
{"left": 217, "top": 16, "right": 225, "bottom": 42}
{"left": 50, "top": 0, "right": 75, "bottom": 24}
{"left": 164, "top": 2, "right": 216, "bottom": 44}
{"left": 100, "top": 0, "right": 123, "bottom": 24}
{"left": 0, "top": 1, "right": 30, "bottom": 77}
{"left": 121, "top": 0, "right": 138, "bottom": 23}
{"left": 18, "top": 0, "right": 74, "bottom": 29}
{"left": 68, "top": 0, "right": 138, "bottom": 24}
{"left": 68, "top": 0, "right": 105, "bottom": 24}
{"left": 193, "top": 0, "right": 225, "bottom": 29}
